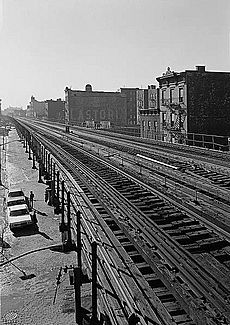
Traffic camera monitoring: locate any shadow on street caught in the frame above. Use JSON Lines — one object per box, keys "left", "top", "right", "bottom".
{"left": 13, "top": 225, "right": 53, "bottom": 240}
{"left": 33, "top": 209, "right": 48, "bottom": 216}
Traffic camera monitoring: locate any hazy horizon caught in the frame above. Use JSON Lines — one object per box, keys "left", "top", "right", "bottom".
{"left": 0, "top": 0, "right": 229, "bottom": 109}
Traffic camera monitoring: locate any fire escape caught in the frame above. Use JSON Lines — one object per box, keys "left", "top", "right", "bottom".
{"left": 162, "top": 98, "right": 187, "bottom": 143}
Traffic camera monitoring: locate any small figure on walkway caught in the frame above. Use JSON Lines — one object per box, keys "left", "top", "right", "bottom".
{"left": 30, "top": 191, "right": 35, "bottom": 209}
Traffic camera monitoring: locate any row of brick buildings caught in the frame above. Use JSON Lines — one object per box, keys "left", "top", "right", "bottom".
{"left": 4, "top": 98, "right": 65, "bottom": 121}
{"left": 145, "top": 65, "right": 230, "bottom": 147}
{"left": 26, "top": 96, "right": 65, "bottom": 121}
{"left": 64, "top": 65, "right": 230, "bottom": 148}
{"left": 5, "top": 65, "right": 230, "bottom": 148}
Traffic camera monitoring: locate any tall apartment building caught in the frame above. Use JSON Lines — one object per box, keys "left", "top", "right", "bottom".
{"left": 120, "top": 88, "right": 139, "bottom": 125}
{"left": 65, "top": 84, "right": 127, "bottom": 127}
{"left": 27, "top": 96, "right": 47, "bottom": 118}
{"left": 45, "top": 98, "right": 65, "bottom": 121}
{"left": 156, "top": 66, "right": 230, "bottom": 145}
{"left": 138, "top": 85, "right": 160, "bottom": 139}
{"left": 156, "top": 67, "right": 187, "bottom": 143}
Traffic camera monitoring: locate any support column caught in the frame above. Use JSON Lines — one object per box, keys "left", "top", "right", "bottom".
{"left": 45, "top": 151, "right": 48, "bottom": 173}
{"left": 25, "top": 139, "right": 28, "bottom": 153}
{"left": 50, "top": 162, "right": 55, "bottom": 205}
{"left": 56, "top": 171, "right": 60, "bottom": 203}
{"left": 74, "top": 267, "right": 82, "bottom": 325}
{"left": 2, "top": 136, "right": 5, "bottom": 150}
{"left": 77, "top": 211, "right": 81, "bottom": 271}
{"left": 41, "top": 146, "right": 44, "bottom": 165}
{"left": 66, "top": 191, "right": 72, "bottom": 247}
{"left": 48, "top": 154, "right": 51, "bottom": 176}
{"left": 28, "top": 143, "right": 32, "bottom": 160}
{"left": 32, "top": 153, "right": 36, "bottom": 169}
{"left": 55, "top": 171, "right": 60, "bottom": 214}
{"left": 59, "top": 180, "right": 66, "bottom": 240}
{"left": 91, "top": 241, "right": 98, "bottom": 323}
{"left": 38, "top": 162, "right": 43, "bottom": 183}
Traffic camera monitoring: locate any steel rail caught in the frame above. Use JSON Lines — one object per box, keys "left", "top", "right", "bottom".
{"left": 37, "top": 136, "right": 162, "bottom": 325}
{"left": 21, "top": 118, "right": 230, "bottom": 206}
{"left": 17, "top": 120, "right": 230, "bottom": 241}
{"left": 61, "top": 147, "right": 229, "bottom": 311}
{"left": 18, "top": 117, "right": 230, "bottom": 162}
{"left": 34, "top": 132, "right": 230, "bottom": 322}
{"left": 16, "top": 117, "right": 230, "bottom": 169}
{"left": 14, "top": 119, "right": 230, "bottom": 324}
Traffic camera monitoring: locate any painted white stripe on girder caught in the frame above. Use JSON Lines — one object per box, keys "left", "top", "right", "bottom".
{"left": 136, "top": 154, "right": 179, "bottom": 170}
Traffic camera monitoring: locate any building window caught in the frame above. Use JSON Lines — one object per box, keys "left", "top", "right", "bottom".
{"left": 171, "top": 114, "right": 175, "bottom": 127}
{"left": 149, "top": 99, "right": 156, "bottom": 108}
{"left": 170, "top": 88, "right": 173, "bottom": 103}
{"left": 139, "top": 100, "right": 143, "bottom": 108}
{"left": 138, "top": 94, "right": 143, "bottom": 100}
{"left": 162, "top": 90, "right": 165, "bottom": 103}
{"left": 150, "top": 93, "right": 156, "bottom": 100}
{"left": 179, "top": 88, "right": 184, "bottom": 102}
{"left": 162, "top": 113, "right": 166, "bottom": 126}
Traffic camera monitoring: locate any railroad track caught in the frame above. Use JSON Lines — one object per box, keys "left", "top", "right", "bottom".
{"left": 71, "top": 130, "right": 230, "bottom": 190}
{"left": 15, "top": 118, "right": 230, "bottom": 232}
{"left": 18, "top": 118, "right": 230, "bottom": 194}
{"left": 18, "top": 118, "right": 230, "bottom": 164}
{"left": 24, "top": 119, "right": 230, "bottom": 231}
{"left": 14, "top": 119, "right": 230, "bottom": 324}
{"left": 17, "top": 123, "right": 230, "bottom": 324}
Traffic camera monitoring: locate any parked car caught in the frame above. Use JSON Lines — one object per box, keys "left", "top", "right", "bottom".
{"left": 7, "top": 196, "right": 27, "bottom": 207}
{"left": 7, "top": 204, "right": 34, "bottom": 231}
{"left": 6, "top": 188, "right": 30, "bottom": 210}
{"left": 7, "top": 188, "right": 25, "bottom": 199}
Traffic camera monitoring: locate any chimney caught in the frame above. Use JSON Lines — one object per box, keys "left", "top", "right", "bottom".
{"left": 196, "top": 65, "right": 205, "bottom": 72}
{"left": 85, "top": 84, "right": 92, "bottom": 92}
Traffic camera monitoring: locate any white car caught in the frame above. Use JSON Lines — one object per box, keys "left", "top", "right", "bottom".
{"left": 7, "top": 188, "right": 25, "bottom": 200}
{"left": 6, "top": 188, "right": 30, "bottom": 210}
{"left": 7, "top": 196, "right": 27, "bottom": 208}
{"left": 7, "top": 204, "right": 34, "bottom": 230}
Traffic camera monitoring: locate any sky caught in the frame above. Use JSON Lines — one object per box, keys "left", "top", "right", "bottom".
{"left": 0, "top": 0, "right": 229, "bottom": 109}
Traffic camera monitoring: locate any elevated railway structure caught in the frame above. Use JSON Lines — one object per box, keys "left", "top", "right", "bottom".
{"left": 16, "top": 119, "right": 230, "bottom": 226}
{"left": 11, "top": 118, "right": 230, "bottom": 325}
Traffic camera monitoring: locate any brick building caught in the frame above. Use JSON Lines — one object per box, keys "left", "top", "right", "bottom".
{"left": 27, "top": 96, "right": 46, "bottom": 118}
{"left": 45, "top": 98, "right": 65, "bottom": 121}
{"left": 156, "top": 66, "right": 230, "bottom": 146}
{"left": 120, "top": 88, "right": 139, "bottom": 125}
{"left": 2, "top": 106, "right": 26, "bottom": 117}
{"left": 139, "top": 85, "right": 160, "bottom": 139}
{"left": 65, "top": 84, "right": 127, "bottom": 127}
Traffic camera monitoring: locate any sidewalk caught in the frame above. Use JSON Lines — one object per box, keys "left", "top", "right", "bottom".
{"left": 0, "top": 128, "right": 91, "bottom": 325}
